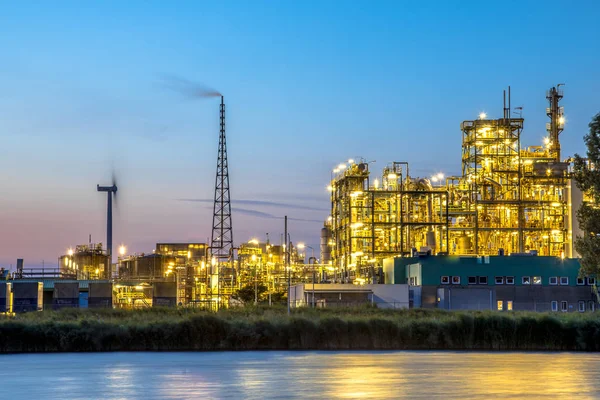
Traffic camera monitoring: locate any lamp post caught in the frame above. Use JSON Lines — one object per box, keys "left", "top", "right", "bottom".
{"left": 119, "top": 245, "right": 126, "bottom": 280}
{"left": 298, "top": 243, "right": 316, "bottom": 307}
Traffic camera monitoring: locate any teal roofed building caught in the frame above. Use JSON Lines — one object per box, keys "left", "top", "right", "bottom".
{"left": 383, "top": 255, "right": 597, "bottom": 313}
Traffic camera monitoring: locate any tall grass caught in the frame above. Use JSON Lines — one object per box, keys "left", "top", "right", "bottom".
{"left": 0, "top": 307, "right": 599, "bottom": 352}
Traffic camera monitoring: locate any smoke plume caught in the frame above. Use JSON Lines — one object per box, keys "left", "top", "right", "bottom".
{"left": 160, "top": 75, "right": 221, "bottom": 98}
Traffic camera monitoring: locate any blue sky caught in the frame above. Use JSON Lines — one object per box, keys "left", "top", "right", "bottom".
{"left": 1, "top": 1, "right": 599, "bottom": 267}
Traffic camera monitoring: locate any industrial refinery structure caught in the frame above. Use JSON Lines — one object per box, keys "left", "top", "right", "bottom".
{"left": 2, "top": 84, "right": 593, "bottom": 312}
{"left": 327, "top": 86, "right": 582, "bottom": 283}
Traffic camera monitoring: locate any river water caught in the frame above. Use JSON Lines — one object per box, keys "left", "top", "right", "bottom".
{"left": 0, "top": 351, "right": 598, "bottom": 399}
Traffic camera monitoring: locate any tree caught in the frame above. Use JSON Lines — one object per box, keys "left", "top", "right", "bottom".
{"left": 573, "top": 113, "right": 600, "bottom": 276}
{"left": 232, "top": 283, "right": 268, "bottom": 305}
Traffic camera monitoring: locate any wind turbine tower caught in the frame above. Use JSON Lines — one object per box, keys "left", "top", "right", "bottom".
{"left": 97, "top": 175, "right": 118, "bottom": 272}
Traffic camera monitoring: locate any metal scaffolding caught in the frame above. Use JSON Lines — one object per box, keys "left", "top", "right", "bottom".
{"left": 329, "top": 85, "right": 574, "bottom": 281}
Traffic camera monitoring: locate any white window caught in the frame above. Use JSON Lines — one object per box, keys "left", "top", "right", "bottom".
{"left": 577, "top": 278, "right": 585, "bottom": 285}
{"left": 495, "top": 276, "right": 504, "bottom": 284}
{"left": 479, "top": 276, "right": 488, "bottom": 285}
{"left": 497, "top": 300, "right": 503, "bottom": 311}
{"left": 560, "top": 277, "right": 569, "bottom": 285}
{"left": 522, "top": 276, "right": 531, "bottom": 285}
{"left": 579, "top": 301, "right": 586, "bottom": 312}
{"left": 549, "top": 276, "right": 558, "bottom": 285}
{"left": 506, "top": 276, "right": 515, "bottom": 285}
{"left": 468, "top": 276, "right": 477, "bottom": 285}
{"left": 561, "top": 301, "right": 568, "bottom": 312}
{"left": 452, "top": 276, "right": 461, "bottom": 285}
{"left": 551, "top": 301, "right": 558, "bottom": 312}
{"left": 507, "top": 301, "right": 513, "bottom": 311}
{"left": 533, "top": 276, "right": 542, "bottom": 285}
{"left": 589, "top": 301, "right": 595, "bottom": 312}
{"left": 441, "top": 276, "right": 450, "bottom": 284}
{"left": 588, "top": 278, "right": 596, "bottom": 286}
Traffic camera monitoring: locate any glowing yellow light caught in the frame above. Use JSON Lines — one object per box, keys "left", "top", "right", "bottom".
{"left": 327, "top": 185, "right": 333, "bottom": 192}
{"left": 297, "top": 243, "right": 305, "bottom": 249}
{"left": 431, "top": 176, "right": 439, "bottom": 183}
{"left": 201, "top": 261, "right": 206, "bottom": 269}
{"left": 211, "top": 257, "right": 217, "bottom": 266}
{"left": 350, "top": 191, "right": 363, "bottom": 197}
{"left": 348, "top": 159, "right": 354, "bottom": 164}
{"left": 479, "top": 112, "right": 487, "bottom": 119}
{"left": 373, "top": 178, "right": 380, "bottom": 189}
{"left": 544, "top": 137, "right": 550, "bottom": 145}
{"left": 387, "top": 173, "right": 397, "bottom": 180}
{"left": 249, "top": 239, "right": 259, "bottom": 245}
{"left": 119, "top": 245, "right": 126, "bottom": 256}
{"left": 338, "top": 163, "right": 347, "bottom": 170}
{"left": 351, "top": 222, "right": 364, "bottom": 229}
{"left": 559, "top": 116, "right": 565, "bottom": 125}
{"left": 437, "top": 173, "right": 444, "bottom": 180}
{"left": 67, "top": 248, "right": 73, "bottom": 256}
{"left": 251, "top": 254, "right": 257, "bottom": 262}
{"left": 95, "top": 268, "right": 99, "bottom": 275}
{"left": 333, "top": 168, "right": 339, "bottom": 173}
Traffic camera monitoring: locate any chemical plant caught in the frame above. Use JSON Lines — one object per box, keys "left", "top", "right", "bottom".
{"left": 326, "top": 85, "right": 582, "bottom": 282}
{"left": 1, "top": 84, "right": 596, "bottom": 314}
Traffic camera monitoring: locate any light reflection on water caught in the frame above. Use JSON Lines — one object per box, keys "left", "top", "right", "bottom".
{"left": 0, "top": 351, "right": 599, "bottom": 399}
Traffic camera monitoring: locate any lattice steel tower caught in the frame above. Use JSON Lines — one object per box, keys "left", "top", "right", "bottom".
{"left": 210, "top": 96, "right": 234, "bottom": 262}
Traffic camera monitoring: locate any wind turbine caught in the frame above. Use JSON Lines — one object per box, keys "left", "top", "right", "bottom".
{"left": 97, "top": 172, "right": 118, "bottom": 266}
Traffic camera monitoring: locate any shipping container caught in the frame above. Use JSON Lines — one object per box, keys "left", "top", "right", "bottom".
{"left": 88, "top": 282, "right": 113, "bottom": 308}
{"left": 53, "top": 282, "right": 80, "bottom": 309}
{"left": 152, "top": 282, "right": 177, "bottom": 307}
{"left": 13, "top": 282, "right": 43, "bottom": 312}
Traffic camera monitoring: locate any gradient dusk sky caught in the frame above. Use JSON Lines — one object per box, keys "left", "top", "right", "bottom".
{"left": 1, "top": 1, "right": 599, "bottom": 268}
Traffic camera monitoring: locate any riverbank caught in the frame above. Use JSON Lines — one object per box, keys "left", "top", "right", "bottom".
{"left": 1, "top": 307, "right": 599, "bottom": 352}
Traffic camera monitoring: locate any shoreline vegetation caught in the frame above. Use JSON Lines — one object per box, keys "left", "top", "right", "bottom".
{"left": 1, "top": 307, "right": 600, "bottom": 353}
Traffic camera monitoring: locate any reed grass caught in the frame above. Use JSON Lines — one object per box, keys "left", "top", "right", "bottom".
{"left": 1, "top": 306, "right": 599, "bottom": 352}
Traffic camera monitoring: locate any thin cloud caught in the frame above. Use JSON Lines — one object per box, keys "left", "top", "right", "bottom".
{"left": 178, "top": 198, "right": 328, "bottom": 212}
{"left": 232, "top": 207, "right": 323, "bottom": 223}
{"left": 200, "top": 206, "right": 322, "bottom": 223}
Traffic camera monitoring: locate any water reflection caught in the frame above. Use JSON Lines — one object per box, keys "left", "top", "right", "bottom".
{"left": 0, "top": 352, "right": 599, "bottom": 399}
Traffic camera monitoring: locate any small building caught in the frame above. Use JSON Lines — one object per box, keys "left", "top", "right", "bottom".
{"left": 289, "top": 283, "right": 409, "bottom": 309}
{"left": 384, "top": 255, "right": 597, "bottom": 312}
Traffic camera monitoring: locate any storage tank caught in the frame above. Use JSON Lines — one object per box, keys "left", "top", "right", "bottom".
{"left": 53, "top": 282, "right": 80, "bottom": 309}
{"left": 13, "top": 282, "right": 43, "bottom": 312}
{"left": 320, "top": 226, "right": 332, "bottom": 264}
{"left": 0, "top": 282, "right": 12, "bottom": 313}
{"left": 152, "top": 282, "right": 177, "bottom": 307}
{"left": 457, "top": 235, "right": 472, "bottom": 254}
{"left": 88, "top": 282, "right": 113, "bottom": 308}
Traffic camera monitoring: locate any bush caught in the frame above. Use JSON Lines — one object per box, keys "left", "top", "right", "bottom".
{"left": 1, "top": 308, "right": 599, "bottom": 352}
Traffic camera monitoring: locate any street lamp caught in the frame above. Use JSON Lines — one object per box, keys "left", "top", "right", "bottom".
{"left": 298, "top": 243, "right": 316, "bottom": 307}
{"left": 118, "top": 245, "right": 126, "bottom": 281}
